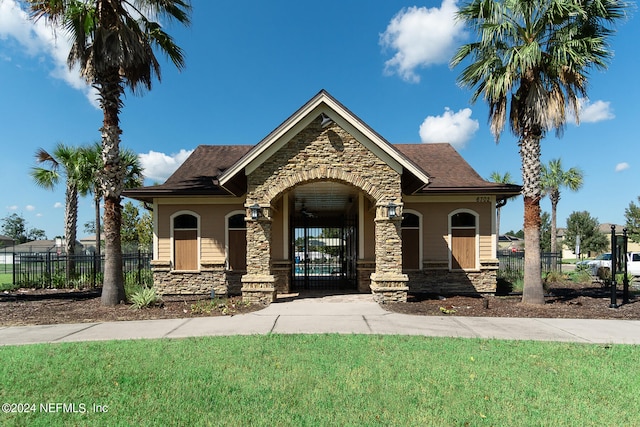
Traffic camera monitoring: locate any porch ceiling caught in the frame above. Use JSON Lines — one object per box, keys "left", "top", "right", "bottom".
{"left": 291, "top": 181, "right": 358, "bottom": 214}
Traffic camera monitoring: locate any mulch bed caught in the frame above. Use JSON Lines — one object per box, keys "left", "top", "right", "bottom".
{"left": 384, "top": 281, "right": 640, "bottom": 319}
{"left": 1, "top": 280, "right": 639, "bottom": 327}
{"left": 0, "top": 288, "right": 263, "bottom": 327}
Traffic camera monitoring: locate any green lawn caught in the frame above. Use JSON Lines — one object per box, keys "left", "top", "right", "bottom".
{"left": 1, "top": 335, "right": 639, "bottom": 426}
{"left": 0, "top": 272, "right": 13, "bottom": 290}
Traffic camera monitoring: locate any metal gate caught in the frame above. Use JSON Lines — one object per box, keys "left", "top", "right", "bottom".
{"left": 291, "top": 214, "right": 357, "bottom": 291}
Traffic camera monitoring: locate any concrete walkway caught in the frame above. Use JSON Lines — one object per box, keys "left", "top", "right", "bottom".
{"left": 2, "top": 293, "right": 640, "bottom": 346}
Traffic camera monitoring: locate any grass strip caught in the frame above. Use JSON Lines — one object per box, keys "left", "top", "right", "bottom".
{"left": 1, "top": 335, "right": 639, "bottom": 426}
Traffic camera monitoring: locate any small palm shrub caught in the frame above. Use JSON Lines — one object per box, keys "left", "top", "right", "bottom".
{"left": 129, "top": 287, "right": 162, "bottom": 309}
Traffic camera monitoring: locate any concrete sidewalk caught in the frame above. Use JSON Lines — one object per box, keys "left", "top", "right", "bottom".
{"left": 2, "top": 295, "right": 640, "bottom": 346}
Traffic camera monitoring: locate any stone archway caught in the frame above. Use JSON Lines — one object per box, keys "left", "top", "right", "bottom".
{"left": 240, "top": 119, "right": 408, "bottom": 303}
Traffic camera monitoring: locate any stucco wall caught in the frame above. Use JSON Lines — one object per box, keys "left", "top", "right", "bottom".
{"left": 404, "top": 200, "right": 495, "bottom": 264}
{"left": 155, "top": 202, "right": 245, "bottom": 265}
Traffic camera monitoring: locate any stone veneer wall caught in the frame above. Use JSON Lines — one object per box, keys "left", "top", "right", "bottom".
{"left": 356, "top": 261, "right": 375, "bottom": 292}
{"left": 151, "top": 260, "right": 243, "bottom": 296}
{"left": 405, "top": 259, "right": 499, "bottom": 295}
{"left": 251, "top": 124, "right": 402, "bottom": 206}
{"left": 272, "top": 261, "right": 292, "bottom": 294}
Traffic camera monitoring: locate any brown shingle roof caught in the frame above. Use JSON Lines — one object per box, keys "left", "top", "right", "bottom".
{"left": 124, "top": 145, "right": 253, "bottom": 201}
{"left": 395, "top": 143, "right": 516, "bottom": 193}
{"left": 125, "top": 143, "right": 520, "bottom": 202}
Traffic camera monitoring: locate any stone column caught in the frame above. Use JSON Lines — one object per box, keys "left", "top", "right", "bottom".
{"left": 241, "top": 204, "right": 277, "bottom": 304}
{"left": 370, "top": 202, "right": 408, "bottom": 302}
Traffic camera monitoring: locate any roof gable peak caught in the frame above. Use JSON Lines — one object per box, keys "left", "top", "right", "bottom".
{"left": 218, "top": 90, "right": 430, "bottom": 188}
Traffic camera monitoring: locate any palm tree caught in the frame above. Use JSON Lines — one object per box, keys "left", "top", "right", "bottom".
{"left": 541, "top": 159, "right": 583, "bottom": 256}
{"left": 488, "top": 171, "right": 519, "bottom": 249}
{"left": 451, "top": 0, "right": 626, "bottom": 304}
{"left": 79, "top": 142, "right": 144, "bottom": 281}
{"left": 27, "top": 1, "right": 191, "bottom": 305}
{"left": 31, "top": 143, "right": 84, "bottom": 279}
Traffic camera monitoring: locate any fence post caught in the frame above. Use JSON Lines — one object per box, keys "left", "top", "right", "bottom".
{"left": 623, "top": 228, "right": 629, "bottom": 304}
{"left": 46, "top": 252, "right": 51, "bottom": 288}
{"left": 609, "top": 225, "right": 617, "bottom": 308}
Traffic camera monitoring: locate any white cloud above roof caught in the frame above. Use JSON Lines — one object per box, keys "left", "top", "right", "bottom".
{"left": 419, "top": 107, "right": 479, "bottom": 149}
{"left": 615, "top": 162, "right": 629, "bottom": 172}
{"left": 139, "top": 149, "right": 193, "bottom": 183}
{"left": 380, "top": 1, "right": 465, "bottom": 83}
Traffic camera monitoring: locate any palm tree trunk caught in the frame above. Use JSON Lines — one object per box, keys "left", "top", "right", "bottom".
{"left": 65, "top": 182, "right": 78, "bottom": 281}
{"left": 99, "top": 74, "right": 126, "bottom": 306}
{"left": 94, "top": 195, "right": 101, "bottom": 286}
{"left": 519, "top": 135, "right": 545, "bottom": 305}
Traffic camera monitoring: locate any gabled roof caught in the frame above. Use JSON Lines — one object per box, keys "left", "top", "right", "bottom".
{"left": 124, "top": 90, "right": 521, "bottom": 202}
{"left": 7, "top": 240, "right": 81, "bottom": 253}
{"left": 124, "top": 145, "right": 252, "bottom": 201}
{"left": 217, "top": 89, "right": 431, "bottom": 195}
{"left": 395, "top": 144, "right": 520, "bottom": 195}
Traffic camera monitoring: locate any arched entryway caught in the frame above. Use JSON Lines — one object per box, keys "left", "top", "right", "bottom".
{"left": 289, "top": 181, "right": 358, "bottom": 291}
{"left": 240, "top": 114, "right": 409, "bottom": 304}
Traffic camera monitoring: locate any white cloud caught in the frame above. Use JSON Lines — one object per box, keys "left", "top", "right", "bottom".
{"left": 0, "top": 0, "right": 96, "bottom": 105}
{"left": 419, "top": 107, "right": 479, "bottom": 148}
{"left": 53, "top": 202, "right": 63, "bottom": 209}
{"left": 7, "top": 205, "right": 18, "bottom": 211}
{"left": 380, "top": 1, "right": 465, "bottom": 83}
{"left": 139, "top": 149, "right": 193, "bottom": 182}
{"left": 615, "top": 162, "right": 629, "bottom": 172}
{"left": 25, "top": 205, "right": 35, "bottom": 211}
{"left": 568, "top": 98, "right": 615, "bottom": 124}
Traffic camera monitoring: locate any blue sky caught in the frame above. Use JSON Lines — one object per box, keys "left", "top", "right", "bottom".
{"left": 0, "top": 0, "right": 638, "bottom": 240}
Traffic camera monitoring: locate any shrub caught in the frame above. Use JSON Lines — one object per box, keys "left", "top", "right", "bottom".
{"left": 129, "top": 287, "right": 162, "bottom": 309}
{"left": 568, "top": 269, "right": 592, "bottom": 285}
{"left": 544, "top": 270, "right": 565, "bottom": 284}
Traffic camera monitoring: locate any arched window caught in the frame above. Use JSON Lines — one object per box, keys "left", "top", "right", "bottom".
{"left": 226, "top": 212, "right": 247, "bottom": 271}
{"left": 401, "top": 211, "right": 421, "bottom": 270}
{"left": 172, "top": 212, "right": 199, "bottom": 271}
{"left": 449, "top": 210, "right": 478, "bottom": 270}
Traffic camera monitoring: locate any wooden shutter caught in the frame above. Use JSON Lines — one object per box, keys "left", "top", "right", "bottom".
{"left": 174, "top": 229, "right": 198, "bottom": 270}
{"left": 228, "top": 229, "right": 247, "bottom": 271}
{"left": 451, "top": 229, "right": 475, "bottom": 270}
{"left": 402, "top": 229, "right": 420, "bottom": 270}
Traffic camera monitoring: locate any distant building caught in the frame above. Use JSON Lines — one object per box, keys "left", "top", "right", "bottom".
{"left": 0, "top": 234, "right": 14, "bottom": 248}
{"left": 498, "top": 234, "right": 524, "bottom": 253}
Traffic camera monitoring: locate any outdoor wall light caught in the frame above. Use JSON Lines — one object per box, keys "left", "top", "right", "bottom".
{"left": 249, "top": 203, "right": 261, "bottom": 220}
{"left": 387, "top": 202, "right": 398, "bottom": 219}
{"left": 320, "top": 113, "right": 333, "bottom": 128}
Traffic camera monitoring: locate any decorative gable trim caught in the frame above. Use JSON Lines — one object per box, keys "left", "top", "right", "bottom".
{"left": 218, "top": 90, "right": 430, "bottom": 189}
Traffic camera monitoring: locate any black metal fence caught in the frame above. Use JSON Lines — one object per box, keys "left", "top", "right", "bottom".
{"left": 4, "top": 251, "right": 152, "bottom": 289}
{"left": 2, "top": 247, "right": 562, "bottom": 290}
{"left": 497, "top": 250, "right": 562, "bottom": 282}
